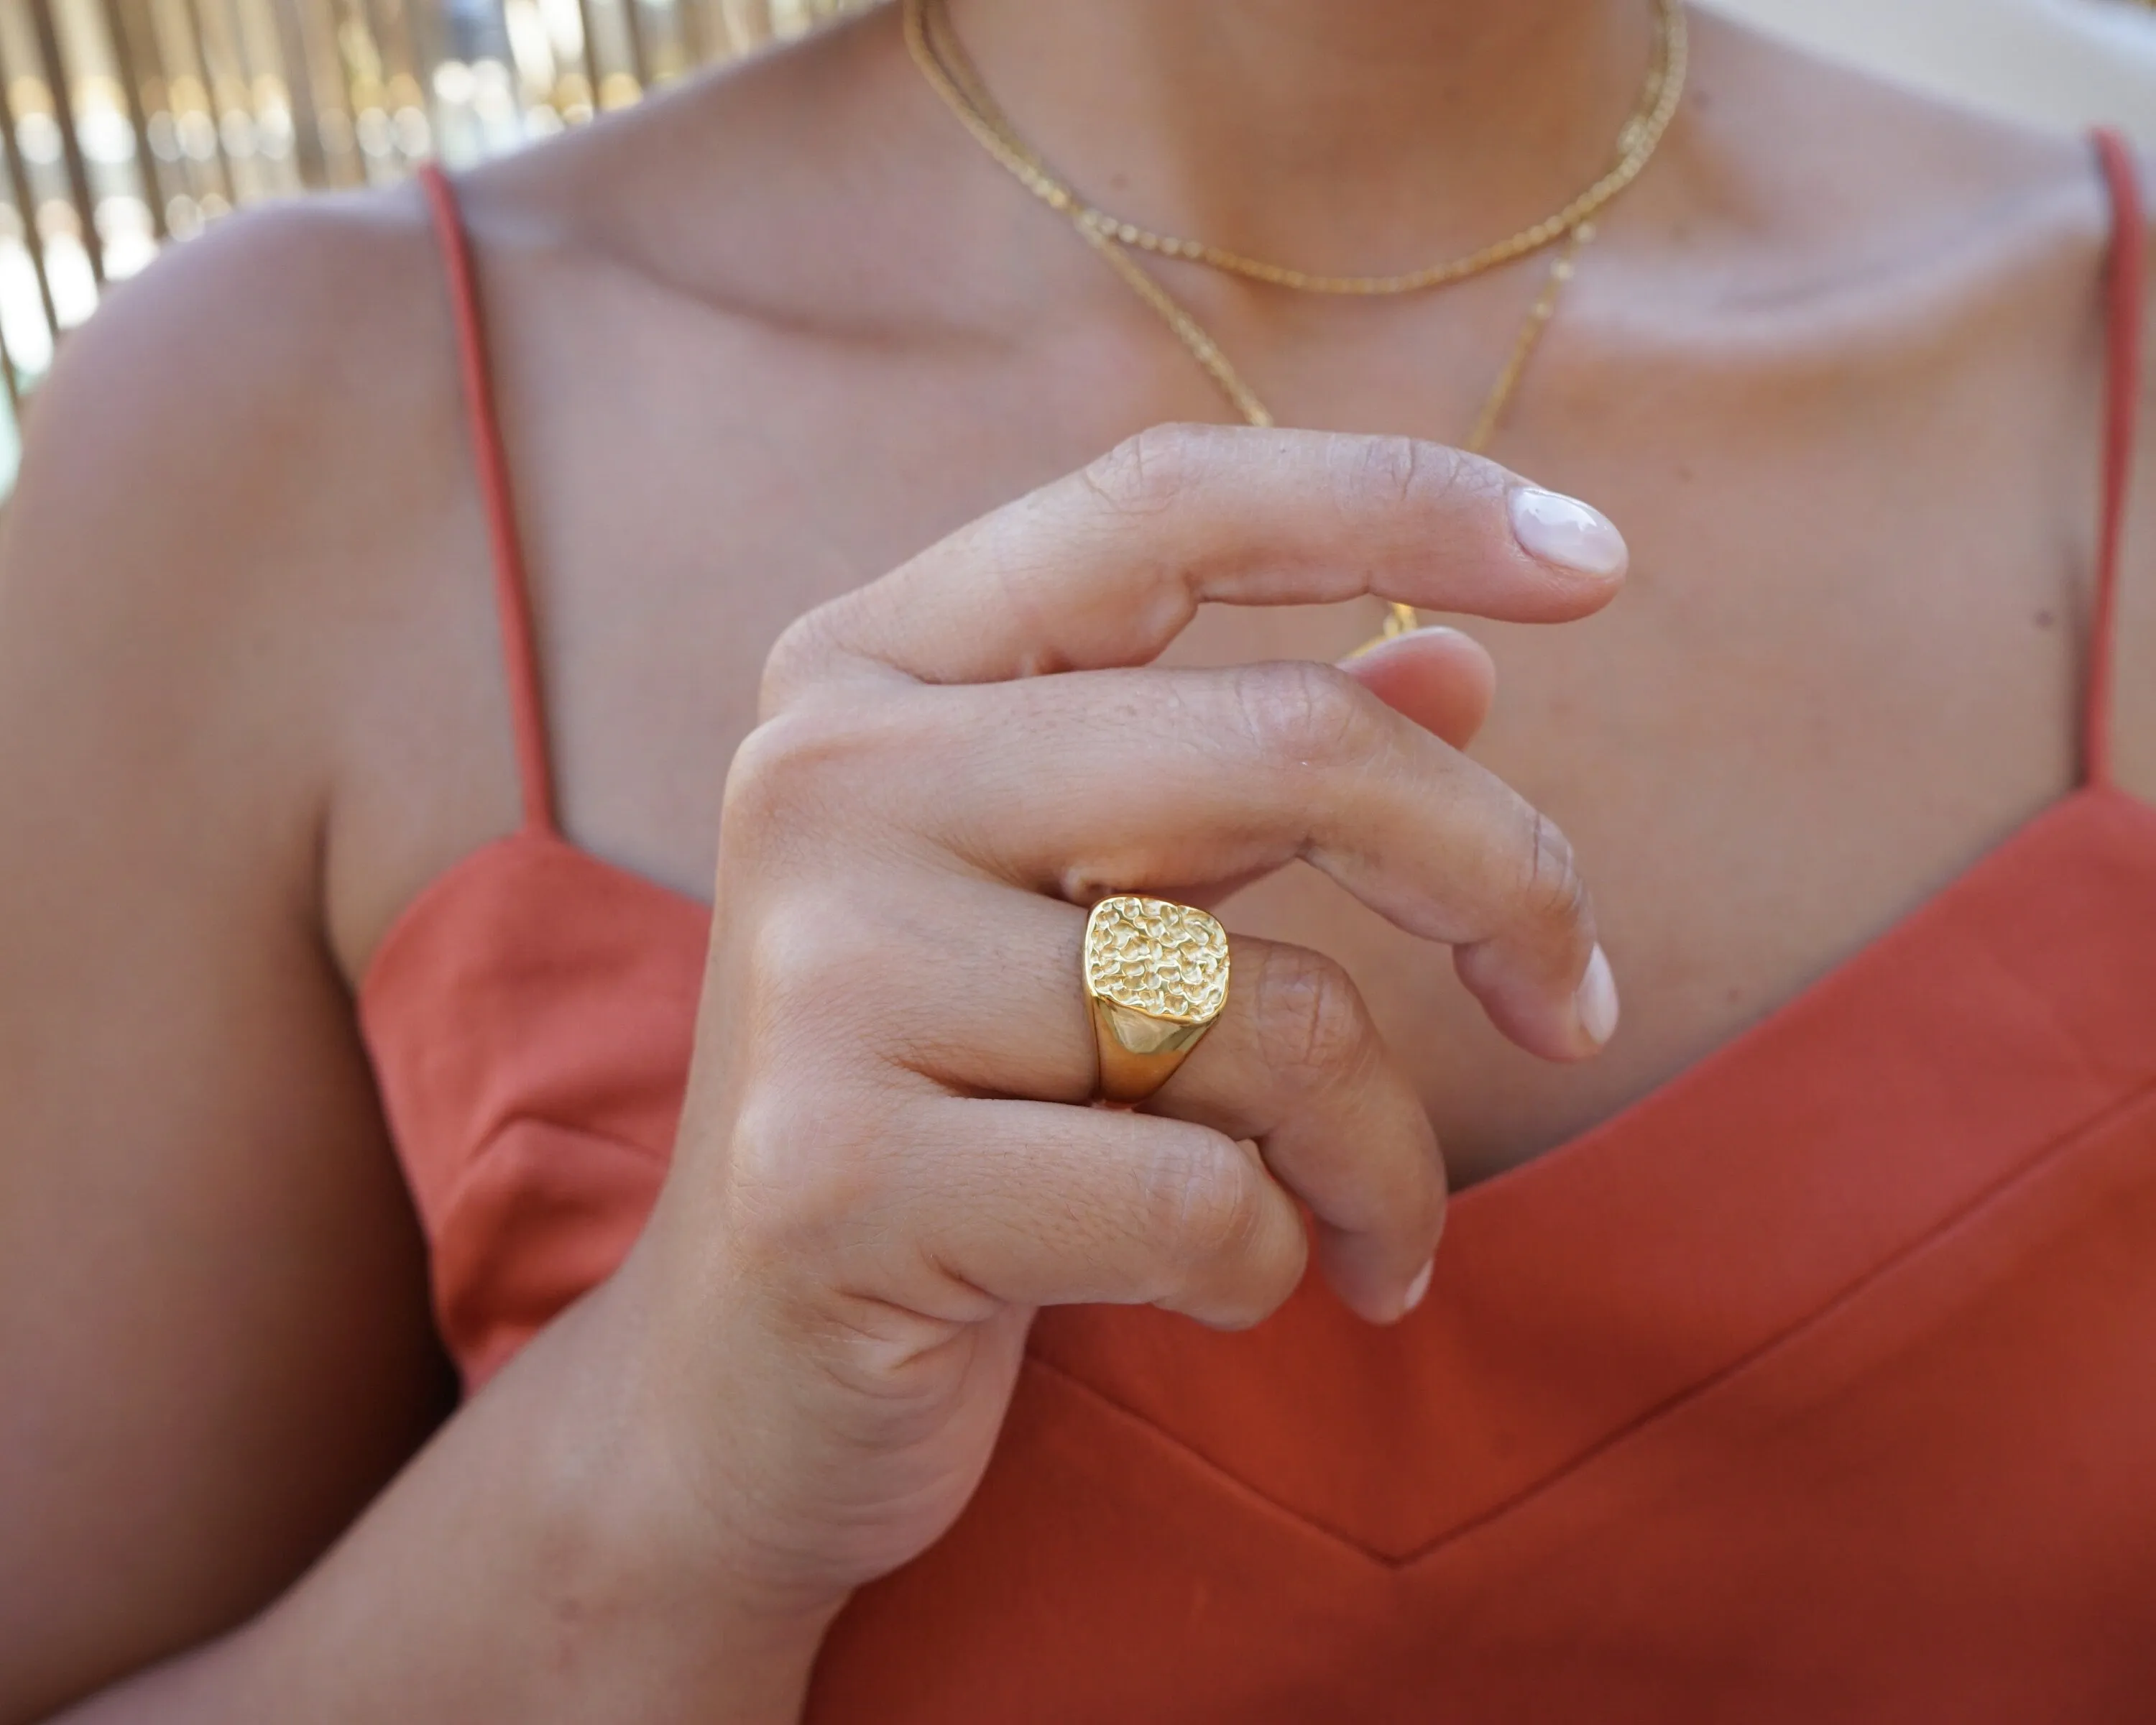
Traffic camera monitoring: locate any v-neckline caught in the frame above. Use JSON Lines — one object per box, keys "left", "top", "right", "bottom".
{"left": 1020, "top": 781, "right": 2156, "bottom": 1560}
{"left": 357, "top": 781, "right": 2155, "bottom": 1201}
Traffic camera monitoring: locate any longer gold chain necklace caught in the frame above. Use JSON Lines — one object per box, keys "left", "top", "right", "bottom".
{"left": 904, "top": 0, "right": 1686, "bottom": 638}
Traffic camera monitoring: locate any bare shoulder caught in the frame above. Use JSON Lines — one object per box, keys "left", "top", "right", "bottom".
{"left": 3, "top": 180, "right": 479, "bottom": 814}
{"left": 18, "top": 181, "right": 461, "bottom": 562}
{"left": 1641, "top": 12, "right": 2152, "bottom": 788}
{"left": 1549, "top": 9, "right": 2126, "bottom": 487}
{"left": 433, "top": 5, "right": 964, "bottom": 347}
{"left": 1642, "top": 8, "right": 2111, "bottom": 307}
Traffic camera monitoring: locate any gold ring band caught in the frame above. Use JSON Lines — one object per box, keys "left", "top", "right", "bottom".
{"left": 1082, "top": 895, "right": 1231, "bottom": 1105}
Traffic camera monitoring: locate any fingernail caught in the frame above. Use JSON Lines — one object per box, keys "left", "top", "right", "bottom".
{"left": 1339, "top": 622, "right": 1462, "bottom": 665}
{"left": 1508, "top": 487, "right": 1628, "bottom": 579}
{"left": 1402, "top": 1259, "right": 1434, "bottom": 1315}
{"left": 1575, "top": 944, "right": 1621, "bottom": 1046}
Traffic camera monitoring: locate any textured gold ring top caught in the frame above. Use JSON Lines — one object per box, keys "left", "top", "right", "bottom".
{"left": 1082, "top": 896, "right": 1232, "bottom": 1104}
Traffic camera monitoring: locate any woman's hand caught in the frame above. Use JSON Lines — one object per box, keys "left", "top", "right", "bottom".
{"left": 0, "top": 422, "right": 1625, "bottom": 1725}
{"left": 606, "top": 423, "right": 1629, "bottom": 1641}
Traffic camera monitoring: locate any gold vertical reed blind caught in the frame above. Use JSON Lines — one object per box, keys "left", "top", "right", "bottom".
{"left": 0, "top": 0, "right": 867, "bottom": 487}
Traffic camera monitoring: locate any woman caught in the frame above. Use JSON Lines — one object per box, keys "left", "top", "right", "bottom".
{"left": 0, "top": 0, "right": 2148, "bottom": 1716}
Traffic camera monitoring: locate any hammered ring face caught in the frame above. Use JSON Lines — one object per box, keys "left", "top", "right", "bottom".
{"left": 1080, "top": 896, "right": 1230, "bottom": 1103}
{"left": 1082, "top": 896, "right": 1231, "bottom": 1025}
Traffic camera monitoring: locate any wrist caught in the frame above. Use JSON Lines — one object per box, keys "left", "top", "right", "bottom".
{"left": 548, "top": 1269, "right": 850, "bottom": 1667}
{"left": 474, "top": 1268, "right": 848, "bottom": 1721}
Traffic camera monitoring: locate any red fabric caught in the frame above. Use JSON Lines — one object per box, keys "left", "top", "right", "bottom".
{"left": 367, "top": 145, "right": 2156, "bottom": 1715}
{"left": 362, "top": 832, "right": 692, "bottom": 1380}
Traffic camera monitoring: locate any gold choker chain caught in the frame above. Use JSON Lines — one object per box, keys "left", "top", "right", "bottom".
{"left": 907, "top": 0, "right": 1685, "bottom": 298}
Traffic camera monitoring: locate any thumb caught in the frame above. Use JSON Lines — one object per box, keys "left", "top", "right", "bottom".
{"left": 1339, "top": 625, "right": 1496, "bottom": 750}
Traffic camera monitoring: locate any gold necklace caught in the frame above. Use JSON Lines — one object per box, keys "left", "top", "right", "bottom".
{"left": 909, "top": 0, "right": 1684, "bottom": 298}
{"left": 904, "top": 0, "right": 1685, "bottom": 638}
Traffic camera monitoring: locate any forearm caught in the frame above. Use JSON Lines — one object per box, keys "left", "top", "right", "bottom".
{"left": 44, "top": 1279, "right": 837, "bottom": 1725}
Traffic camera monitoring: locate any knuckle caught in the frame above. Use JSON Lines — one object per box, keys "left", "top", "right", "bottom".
{"left": 724, "top": 1100, "right": 910, "bottom": 1302}
{"left": 1248, "top": 945, "right": 1376, "bottom": 1092}
{"left": 758, "top": 605, "right": 843, "bottom": 712}
{"left": 1079, "top": 422, "right": 1218, "bottom": 517}
{"left": 1204, "top": 1202, "right": 1309, "bottom": 1331}
{"left": 723, "top": 1084, "right": 887, "bottom": 1266}
{"left": 1327, "top": 431, "right": 1465, "bottom": 516}
{"left": 741, "top": 893, "right": 870, "bottom": 1020}
{"left": 720, "top": 714, "right": 826, "bottom": 839}
{"left": 1141, "top": 1125, "right": 1268, "bottom": 1276}
{"left": 1514, "top": 806, "right": 1590, "bottom": 932}
{"left": 1395, "top": 1131, "right": 1450, "bottom": 1246}
{"left": 1231, "top": 658, "right": 1371, "bottom": 768}
{"left": 1421, "top": 1178, "right": 1450, "bottom": 1250}
{"left": 720, "top": 698, "right": 910, "bottom": 842}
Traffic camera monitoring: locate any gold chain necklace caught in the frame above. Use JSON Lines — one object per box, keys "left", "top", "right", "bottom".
{"left": 904, "top": 0, "right": 1685, "bottom": 638}
{"left": 909, "top": 0, "right": 1684, "bottom": 296}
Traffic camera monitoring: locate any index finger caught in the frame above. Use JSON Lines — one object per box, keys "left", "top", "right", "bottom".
{"left": 764, "top": 423, "right": 1627, "bottom": 702}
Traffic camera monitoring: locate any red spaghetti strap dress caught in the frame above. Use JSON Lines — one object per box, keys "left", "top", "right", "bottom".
{"left": 367, "top": 136, "right": 2155, "bottom": 1720}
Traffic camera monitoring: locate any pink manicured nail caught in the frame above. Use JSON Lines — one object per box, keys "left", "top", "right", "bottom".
{"left": 1576, "top": 944, "right": 1621, "bottom": 1046}
{"left": 1403, "top": 1259, "right": 1435, "bottom": 1315}
{"left": 1509, "top": 487, "right": 1628, "bottom": 579}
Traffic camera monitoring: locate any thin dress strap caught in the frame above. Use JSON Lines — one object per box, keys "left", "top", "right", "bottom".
{"left": 2088, "top": 129, "right": 2145, "bottom": 790}
{"left": 417, "top": 162, "right": 558, "bottom": 835}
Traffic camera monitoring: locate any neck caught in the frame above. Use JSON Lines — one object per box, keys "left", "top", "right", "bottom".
{"left": 939, "top": 0, "right": 1657, "bottom": 272}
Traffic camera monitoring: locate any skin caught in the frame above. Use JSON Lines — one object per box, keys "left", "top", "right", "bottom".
{"left": 0, "top": 0, "right": 2150, "bottom": 1716}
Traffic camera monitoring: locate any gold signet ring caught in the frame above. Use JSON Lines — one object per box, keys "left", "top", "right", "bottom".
{"left": 1081, "top": 896, "right": 1232, "bottom": 1105}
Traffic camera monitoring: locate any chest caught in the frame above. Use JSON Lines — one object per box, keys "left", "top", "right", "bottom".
{"left": 423, "top": 247, "right": 2100, "bottom": 1176}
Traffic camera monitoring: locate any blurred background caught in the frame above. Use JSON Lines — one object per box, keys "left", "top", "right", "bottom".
{"left": 0, "top": 0, "right": 2144, "bottom": 492}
